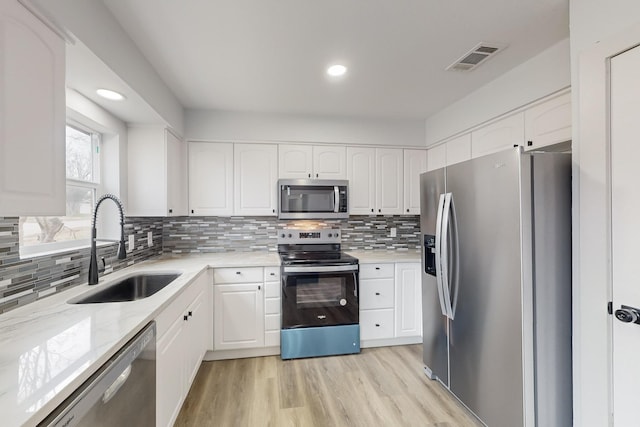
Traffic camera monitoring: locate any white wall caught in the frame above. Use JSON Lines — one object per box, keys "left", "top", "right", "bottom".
{"left": 35, "top": 0, "right": 184, "bottom": 134}
{"left": 186, "top": 110, "right": 426, "bottom": 147}
{"left": 425, "top": 38, "right": 570, "bottom": 146}
{"left": 570, "top": 1, "right": 640, "bottom": 426}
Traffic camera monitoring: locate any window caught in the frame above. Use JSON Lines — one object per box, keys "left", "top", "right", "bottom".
{"left": 20, "top": 123, "right": 101, "bottom": 256}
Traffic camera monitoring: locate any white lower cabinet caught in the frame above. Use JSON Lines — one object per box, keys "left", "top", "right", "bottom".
{"left": 395, "top": 263, "right": 422, "bottom": 338}
{"left": 212, "top": 266, "right": 281, "bottom": 352}
{"left": 156, "top": 272, "right": 209, "bottom": 427}
{"left": 359, "top": 262, "right": 422, "bottom": 347}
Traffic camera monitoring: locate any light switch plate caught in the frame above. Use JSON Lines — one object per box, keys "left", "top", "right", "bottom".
{"left": 390, "top": 227, "right": 397, "bottom": 238}
{"left": 128, "top": 234, "right": 135, "bottom": 252}
{"left": 147, "top": 231, "right": 153, "bottom": 247}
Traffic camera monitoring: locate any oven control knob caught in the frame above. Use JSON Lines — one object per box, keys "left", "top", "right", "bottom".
{"left": 328, "top": 233, "right": 332, "bottom": 237}
{"left": 288, "top": 233, "right": 292, "bottom": 238}
{"left": 339, "top": 299, "right": 347, "bottom": 306}
{"left": 335, "top": 232, "right": 339, "bottom": 238}
{"left": 281, "top": 233, "right": 285, "bottom": 238}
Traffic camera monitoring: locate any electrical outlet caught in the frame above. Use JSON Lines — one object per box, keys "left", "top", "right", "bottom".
{"left": 128, "top": 234, "right": 135, "bottom": 252}
{"left": 147, "top": 231, "right": 153, "bottom": 247}
{"left": 390, "top": 227, "right": 397, "bottom": 238}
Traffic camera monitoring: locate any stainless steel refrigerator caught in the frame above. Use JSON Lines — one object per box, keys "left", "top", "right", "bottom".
{"left": 420, "top": 147, "right": 572, "bottom": 427}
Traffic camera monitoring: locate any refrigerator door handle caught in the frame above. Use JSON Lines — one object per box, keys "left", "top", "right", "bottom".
{"left": 441, "top": 192, "right": 454, "bottom": 319}
{"left": 449, "top": 194, "right": 460, "bottom": 319}
{"left": 434, "top": 194, "right": 448, "bottom": 316}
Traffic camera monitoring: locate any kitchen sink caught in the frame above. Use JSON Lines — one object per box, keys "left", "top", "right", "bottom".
{"left": 71, "top": 273, "right": 181, "bottom": 304}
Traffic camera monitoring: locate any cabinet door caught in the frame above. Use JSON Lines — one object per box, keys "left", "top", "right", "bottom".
{"left": 234, "top": 144, "right": 278, "bottom": 215}
{"left": 471, "top": 113, "right": 524, "bottom": 158}
{"left": 360, "top": 309, "right": 395, "bottom": 340}
{"left": 0, "top": 1, "right": 65, "bottom": 216}
{"left": 346, "top": 147, "right": 376, "bottom": 215}
{"left": 313, "top": 145, "right": 346, "bottom": 179}
{"left": 446, "top": 133, "right": 472, "bottom": 166}
{"left": 185, "top": 288, "right": 207, "bottom": 387}
{"left": 426, "top": 144, "right": 446, "bottom": 172}
{"left": 524, "top": 92, "right": 571, "bottom": 151}
{"left": 157, "top": 313, "right": 186, "bottom": 427}
{"left": 376, "top": 149, "right": 403, "bottom": 215}
{"left": 166, "top": 130, "right": 188, "bottom": 216}
{"left": 395, "top": 263, "right": 422, "bottom": 338}
{"left": 403, "top": 149, "right": 427, "bottom": 214}
{"left": 278, "top": 144, "right": 312, "bottom": 179}
{"left": 188, "top": 142, "right": 233, "bottom": 215}
{"left": 214, "top": 283, "right": 265, "bottom": 350}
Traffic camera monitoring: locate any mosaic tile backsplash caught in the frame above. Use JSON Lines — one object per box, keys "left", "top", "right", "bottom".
{"left": 0, "top": 214, "right": 419, "bottom": 313}
{"left": 0, "top": 217, "right": 163, "bottom": 314}
{"left": 162, "top": 215, "right": 421, "bottom": 253}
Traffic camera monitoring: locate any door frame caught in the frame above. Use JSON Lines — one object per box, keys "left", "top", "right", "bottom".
{"left": 575, "top": 22, "right": 640, "bottom": 426}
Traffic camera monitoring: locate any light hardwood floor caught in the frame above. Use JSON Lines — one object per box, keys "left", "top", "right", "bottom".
{"left": 174, "top": 345, "right": 481, "bottom": 427}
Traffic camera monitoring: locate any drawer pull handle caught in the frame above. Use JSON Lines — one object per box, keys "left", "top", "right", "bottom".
{"left": 236, "top": 271, "right": 241, "bottom": 275}
{"left": 375, "top": 292, "right": 380, "bottom": 296}
{"left": 258, "top": 285, "right": 261, "bottom": 290}
{"left": 375, "top": 324, "right": 380, "bottom": 327}
{"left": 184, "top": 315, "right": 188, "bottom": 321}
{"left": 188, "top": 311, "right": 193, "bottom": 317}
{"left": 270, "top": 273, "right": 275, "bottom": 276}
{"left": 375, "top": 267, "right": 380, "bottom": 270}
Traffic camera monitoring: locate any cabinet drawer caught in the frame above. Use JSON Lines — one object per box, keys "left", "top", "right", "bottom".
{"left": 360, "top": 263, "right": 394, "bottom": 279}
{"left": 265, "top": 313, "right": 281, "bottom": 331}
{"left": 265, "top": 330, "right": 280, "bottom": 347}
{"left": 214, "top": 267, "right": 263, "bottom": 284}
{"left": 264, "top": 266, "right": 280, "bottom": 282}
{"left": 265, "top": 297, "right": 280, "bottom": 315}
{"left": 360, "top": 309, "right": 394, "bottom": 340}
{"left": 265, "top": 281, "right": 281, "bottom": 299}
{"left": 359, "top": 279, "right": 394, "bottom": 309}
{"left": 155, "top": 272, "right": 204, "bottom": 340}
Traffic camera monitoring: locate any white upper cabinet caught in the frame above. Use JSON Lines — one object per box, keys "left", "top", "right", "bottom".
{"left": 426, "top": 144, "right": 446, "bottom": 172}
{"left": 234, "top": 143, "right": 278, "bottom": 216}
{"left": 524, "top": 91, "right": 572, "bottom": 151}
{"left": 278, "top": 144, "right": 313, "bottom": 179}
{"left": 375, "top": 148, "right": 404, "bottom": 215}
{"left": 188, "top": 142, "right": 234, "bottom": 216}
{"left": 347, "top": 147, "right": 403, "bottom": 215}
{"left": 312, "top": 145, "right": 346, "bottom": 179}
{"left": 471, "top": 113, "right": 524, "bottom": 158}
{"left": 445, "top": 133, "right": 472, "bottom": 166}
{"left": 346, "top": 147, "right": 376, "bottom": 215}
{"left": 128, "top": 127, "right": 187, "bottom": 216}
{"left": 279, "top": 144, "right": 346, "bottom": 179}
{"left": 0, "top": 1, "right": 65, "bottom": 216}
{"left": 403, "top": 149, "right": 427, "bottom": 214}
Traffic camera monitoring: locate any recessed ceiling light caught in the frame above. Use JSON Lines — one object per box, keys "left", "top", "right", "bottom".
{"left": 96, "top": 88, "right": 126, "bottom": 101}
{"left": 327, "top": 64, "right": 347, "bottom": 77}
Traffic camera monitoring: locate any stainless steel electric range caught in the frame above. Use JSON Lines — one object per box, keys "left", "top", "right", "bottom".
{"left": 278, "top": 228, "right": 360, "bottom": 359}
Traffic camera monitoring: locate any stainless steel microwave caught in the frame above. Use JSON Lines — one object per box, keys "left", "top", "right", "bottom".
{"left": 278, "top": 179, "right": 349, "bottom": 219}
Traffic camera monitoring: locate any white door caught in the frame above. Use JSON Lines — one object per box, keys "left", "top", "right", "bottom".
{"left": 312, "top": 145, "right": 346, "bottom": 179}
{"left": 234, "top": 143, "right": 278, "bottom": 215}
{"left": 166, "top": 130, "right": 188, "bottom": 216}
{"left": 470, "top": 113, "right": 524, "bottom": 158}
{"left": 346, "top": 147, "right": 376, "bottom": 214}
{"left": 188, "top": 142, "right": 233, "bottom": 216}
{"left": 214, "top": 283, "right": 265, "bottom": 350}
{"left": 394, "top": 263, "right": 422, "bottom": 338}
{"left": 278, "top": 144, "right": 312, "bottom": 179}
{"left": 403, "top": 149, "right": 427, "bottom": 214}
{"left": 610, "top": 44, "right": 640, "bottom": 426}
{"left": 376, "top": 148, "right": 403, "bottom": 215}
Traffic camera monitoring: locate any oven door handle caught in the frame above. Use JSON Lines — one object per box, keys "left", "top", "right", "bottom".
{"left": 283, "top": 264, "right": 359, "bottom": 273}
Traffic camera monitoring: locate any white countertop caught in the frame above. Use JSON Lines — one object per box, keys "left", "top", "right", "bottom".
{"left": 0, "top": 249, "right": 416, "bottom": 427}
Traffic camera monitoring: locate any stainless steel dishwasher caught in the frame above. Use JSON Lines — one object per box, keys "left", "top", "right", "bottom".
{"left": 39, "top": 322, "right": 156, "bottom": 427}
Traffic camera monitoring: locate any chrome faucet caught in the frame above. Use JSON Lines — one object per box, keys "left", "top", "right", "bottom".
{"left": 88, "top": 194, "right": 126, "bottom": 285}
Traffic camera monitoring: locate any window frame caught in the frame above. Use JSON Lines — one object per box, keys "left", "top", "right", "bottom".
{"left": 19, "top": 121, "right": 103, "bottom": 258}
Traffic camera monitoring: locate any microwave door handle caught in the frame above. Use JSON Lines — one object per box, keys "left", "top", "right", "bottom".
{"left": 334, "top": 186, "right": 339, "bottom": 213}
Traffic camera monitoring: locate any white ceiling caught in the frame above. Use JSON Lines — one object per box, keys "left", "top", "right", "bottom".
{"left": 101, "top": 0, "right": 568, "bottom": 120}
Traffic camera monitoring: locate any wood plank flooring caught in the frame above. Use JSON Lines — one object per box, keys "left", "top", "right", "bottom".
{"left": 174, "top": 345, "right": 482, "bottom": 427}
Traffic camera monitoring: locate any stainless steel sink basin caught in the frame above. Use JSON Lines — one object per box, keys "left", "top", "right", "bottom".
{"left": 71, "top": 273, "right": 181, "bottom": 304}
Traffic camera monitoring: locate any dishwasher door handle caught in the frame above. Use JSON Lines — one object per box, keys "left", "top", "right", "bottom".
{"left": 102, "top": 365, "right": 132, "bottom": 404}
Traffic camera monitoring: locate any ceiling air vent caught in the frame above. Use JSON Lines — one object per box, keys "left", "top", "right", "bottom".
{"left": 446, "top": 42, "right": 506, "bottom": 72}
